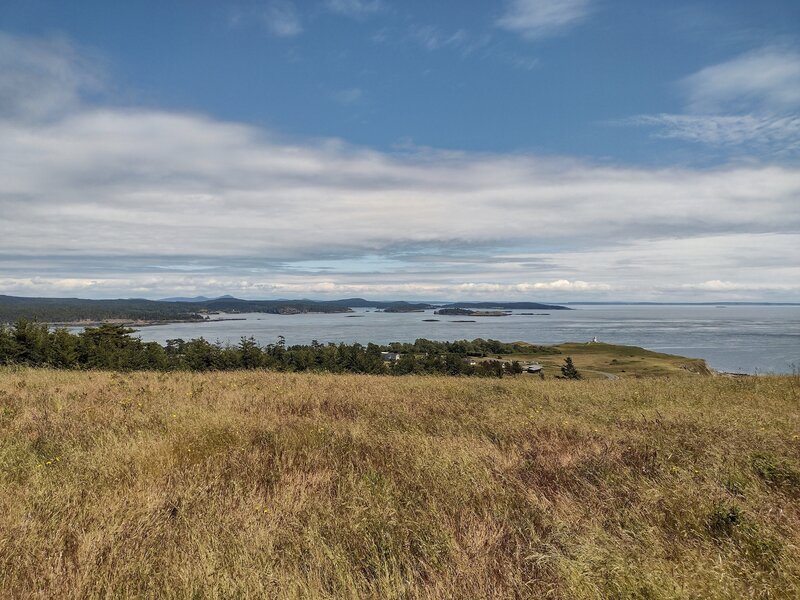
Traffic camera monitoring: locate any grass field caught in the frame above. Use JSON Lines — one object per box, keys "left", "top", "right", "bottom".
{"left": 497, "top": 341, "right": 713, "bottom": 379}
{"left": 1, "top": 369, "right": 799, "bottom": 598}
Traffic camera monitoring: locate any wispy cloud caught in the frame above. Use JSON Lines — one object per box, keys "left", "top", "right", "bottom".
{"left": 373, "top": 25, "right": 500, "bottom": 63}
{"left": 331, "top": 87, "right": 363, "bottom": 105}
{"left": 682, "top": 47, "right": 800, "bottom": 113}
{"left": 262, "top": 1, "right": 303, "bottom": 37}
{"left": 623, "top": 46, "right": 800, "bottom": 153}
{"left": 504, "top": 53, "right": 539, "bottom": 71}
{"left": 0, "top": 32, "right": 104, "bottom": 120}
{"left": 621, "top": 113, "right": 800, "bottom": 154}
{"left": 325, "top": 0, "right": 385, "bottom": 19}
{"left": 411, "top": 25, "right": 467, "bottom": 51}
{"left": 409, "top": 25, "right": 491, "bottom": 56}
{"left": 496, "top": 0, "right": 590, "bottom": 40}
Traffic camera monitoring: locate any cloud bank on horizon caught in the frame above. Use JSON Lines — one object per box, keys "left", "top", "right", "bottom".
{"left": 0, "top": 0, "right": 799, "bottom": 302}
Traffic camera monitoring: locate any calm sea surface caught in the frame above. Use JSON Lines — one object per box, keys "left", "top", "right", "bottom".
{"left": 128, "top": 305, "right": 800, "bottom": 374}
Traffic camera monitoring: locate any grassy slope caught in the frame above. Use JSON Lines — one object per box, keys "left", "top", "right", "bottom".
{"left": 1, "top": 369, "right": 799, "bottom": 599}
{"left": 501, "top": 342, "right": 712, "bottom": 379}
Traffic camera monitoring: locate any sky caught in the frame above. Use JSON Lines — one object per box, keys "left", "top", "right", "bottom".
{"left": 0, "top": 0, "right": 798, "bottom": 301}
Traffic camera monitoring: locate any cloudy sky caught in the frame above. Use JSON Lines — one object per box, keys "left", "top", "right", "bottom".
{"left": 0, "top": 0, "right": 798, "bottom": 301}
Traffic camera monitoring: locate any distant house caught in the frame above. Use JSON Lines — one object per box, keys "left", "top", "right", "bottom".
{"left": 381, "top": 352, "right": 401, "bottom": 362}
{"left": 525, "top": 364, "right": 543, "bottom": 373}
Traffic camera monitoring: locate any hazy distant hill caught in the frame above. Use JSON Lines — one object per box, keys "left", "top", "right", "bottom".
{"left": 158, "top": 296, "right": 216, "bottom": 302}
{"left": 157, "top": 294, "right": 241, "bottom": 302}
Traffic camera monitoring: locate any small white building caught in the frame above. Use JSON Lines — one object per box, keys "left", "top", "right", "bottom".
{"left": 381, "top": 352, "right": 401, "bottom": 362}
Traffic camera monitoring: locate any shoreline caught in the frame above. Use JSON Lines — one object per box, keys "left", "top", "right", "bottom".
{"left": 9, "top": 311, "right": 792, "bottom": 378}
{"left": 44, "top": 311, "right": 355, "bottom": 328}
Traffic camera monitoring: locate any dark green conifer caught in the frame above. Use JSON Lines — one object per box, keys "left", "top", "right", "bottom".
{"left": 561, "top": 356, "right": 581, "bottom": 380}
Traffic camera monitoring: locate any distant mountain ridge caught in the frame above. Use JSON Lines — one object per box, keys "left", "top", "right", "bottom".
{"left": 158, "top": 295, "right": 239, "bottom": 302}
{"left": 159, "top": 296, "right": 211, "bottom": 303}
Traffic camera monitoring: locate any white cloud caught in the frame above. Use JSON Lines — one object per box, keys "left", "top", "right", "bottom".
{"left": 4, "top": 108, "right": 798, "bottom": 256}
{"left": 455, "top": 280, "right": 611, "bottom": 292}
{"left": 624, "top": 47, "right": 800, "bottom": 152}
{"left": 2, "top": 102, "right": 798, "bottom": 299}
{"left": 0, "top": 32, "right": 104, "bottom": 121}
{"left": 0, "top": 277, "right": 613, "bottom": 298}
{"left": 262, "top": 1, "right": 303, "bottom": 37}
{"left": 497, "top": 0, "right": 590, "bottom": 39}
{"left": 1, "top": 33, "right": 799, "bottom": 301}
{"left": 682, "top": 47, "right": 800, "bottom": 114}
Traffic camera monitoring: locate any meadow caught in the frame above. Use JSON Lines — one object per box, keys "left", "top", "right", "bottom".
{"left": 499, "top": 341, "right": 712, "bottom": 379}
{"left": 1, "top": 369, "right": 798, "bottom": 598}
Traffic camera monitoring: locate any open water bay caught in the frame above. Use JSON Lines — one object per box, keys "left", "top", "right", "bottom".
{"left": 130, "top": 304, "right": 800, "bottom": 374}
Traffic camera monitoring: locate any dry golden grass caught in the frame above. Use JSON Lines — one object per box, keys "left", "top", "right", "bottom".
{"left": 1, "top": 368, "right": 799, "bottom": 599}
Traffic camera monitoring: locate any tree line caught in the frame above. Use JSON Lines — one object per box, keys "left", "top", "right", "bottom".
{"left": 0, "top": 320, "right": 564, "bottom": 377}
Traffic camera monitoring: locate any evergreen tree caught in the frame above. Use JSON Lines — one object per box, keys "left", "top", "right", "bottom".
{"left": 0, "top": 324, "right": 21, "bottom": 364}
{"left": 364, "top": 343, "right": 386, "bottom": 374}
{"left": 13, "top": 320, "right": 50, "bottom": 365}
{"left": 561, "top": 356, "right": 581, "bottom": 380}
{"left": 0, "top": 319, "right": 544, "bottom": 379}
{"left": 48, "top": 328, "right": 79, "bottom": 368}
{"left": 239, "top": 337, "right": 263, "bottom": 369}
{"left": 79, "top": 324, "right": 137, "bottom": 369}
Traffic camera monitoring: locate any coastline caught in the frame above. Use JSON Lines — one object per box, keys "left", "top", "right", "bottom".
{"left": 45, "top": 311, "right": 357, "bottom": 328}
{"left": 48, "top": 317, "right": 236, "bottom": 328}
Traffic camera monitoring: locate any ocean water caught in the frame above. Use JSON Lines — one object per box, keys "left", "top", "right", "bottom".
{"left": 130, "top": 304, "right": 800, "bottom": 374}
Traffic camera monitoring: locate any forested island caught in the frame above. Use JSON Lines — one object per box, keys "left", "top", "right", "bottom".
{"left": 438, "top": 302, "right": 570, "bottom": 310}
{"left": 0, "top": 295, "right": 355, "bottom": 324}
{"left": 435, "top": 308, "right": 510, "bottom": 316}
{"left": 0, "top": 294, "right": 570, "bottom": 324}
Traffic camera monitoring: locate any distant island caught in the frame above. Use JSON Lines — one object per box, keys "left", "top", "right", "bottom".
{"left": 437, "top": 302, "right": 570, "bottom": 310}
{"left": 434, "top": 302, "right": 569, "bottom": 317}
{"left": 0, "top": 294, "right": 570, "bottom": 325}
{"left": 435, "top": 308, "right": 511, "bottom": 317}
